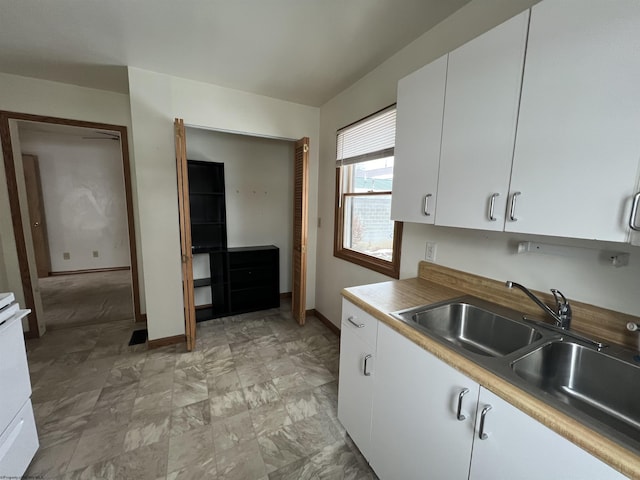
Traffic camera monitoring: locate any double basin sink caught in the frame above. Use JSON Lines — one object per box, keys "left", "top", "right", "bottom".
{"left": 391, "top": 296, "right": 640, "bottom": 454}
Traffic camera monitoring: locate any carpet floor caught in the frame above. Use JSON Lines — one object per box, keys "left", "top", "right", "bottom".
{"left": 39, "top": 270, "right": 135, "bottom": 330}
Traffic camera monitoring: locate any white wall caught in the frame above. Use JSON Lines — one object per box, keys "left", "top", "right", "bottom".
{"left": 19, "top": 129, "right": 130, "bottom": 272}
{"left": 128, "top": 67, "right": 320, "bottom": 341}
{"left": 185, "top": 128, "right": 294, "bottom": 293}
{"left": 316, "top": 0, "right": 640, "bottom": 328}
{"left": 0, "top": 72, "right": 146, "bottom": 330}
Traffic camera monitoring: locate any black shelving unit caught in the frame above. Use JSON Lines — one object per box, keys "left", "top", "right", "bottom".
{"left": 187, "top": 160, "right": 280, "bottom": 322}
{"left": 188, "top": 160, "right": 229, "bottom": 321}
{"left": 188, "top": 160, "right": 227, "bottom": 252}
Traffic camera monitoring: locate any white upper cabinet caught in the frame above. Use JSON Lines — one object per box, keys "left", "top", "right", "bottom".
{"left": 391, "top": 55, "right": 447, "bottom": 223}
{"left": 435, "top": 11, "right": 529, "bottom": 231}
{"left": 506, "top": 0, "right": 640, "bottom": 241}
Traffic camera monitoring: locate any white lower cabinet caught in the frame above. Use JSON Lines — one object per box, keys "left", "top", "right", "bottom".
{"left": 338, "top": 301, "right": 627, "bottom": 480}
{"left": 370, "top": 323, "right": 480, "bottom": 480}
{"left": 337, "top": 300, "right": 377, "bottom": 461}
{"left": 469, "top": 388, "right": 625, "bottom": 480}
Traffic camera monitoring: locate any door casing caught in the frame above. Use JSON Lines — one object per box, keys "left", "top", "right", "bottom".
{"left": 0, "top": 111, "right": 142, "bottom": 337}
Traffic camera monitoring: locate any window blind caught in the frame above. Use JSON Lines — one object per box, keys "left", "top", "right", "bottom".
{"left": 336, "top": 105, "right": 396, "bottom": 167}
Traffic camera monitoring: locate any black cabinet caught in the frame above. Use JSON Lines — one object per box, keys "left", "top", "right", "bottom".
{"left": 228, "top": 246, "right": 279, "bottom": 314}
{"left": 187, "top": 160, "right": 279, "bottom": 322}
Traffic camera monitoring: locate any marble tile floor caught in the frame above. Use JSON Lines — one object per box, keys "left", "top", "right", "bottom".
{"left": 23, "top": 305, "right": 377, "bottom": 479}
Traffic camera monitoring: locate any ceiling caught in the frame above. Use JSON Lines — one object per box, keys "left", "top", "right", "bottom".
{"left": 0, "top": 0, "right": 471, "bottom": 106}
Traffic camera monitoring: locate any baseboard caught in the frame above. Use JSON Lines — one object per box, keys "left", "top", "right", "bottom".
{"left": 49, "top": 266, "right": 131, "bottom": 276}
{"left": 147, "top": 334, "right": 185, "bottom": 349}
{"left": 280, "top": 292, "right": 292, "bottom": 299}
{"left": 309, "top": 309, "right": 340, "bottom": 337}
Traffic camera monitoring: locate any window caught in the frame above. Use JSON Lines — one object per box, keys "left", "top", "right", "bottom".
{"left": 334, "top": 105, "right": 403, "bottom": 278}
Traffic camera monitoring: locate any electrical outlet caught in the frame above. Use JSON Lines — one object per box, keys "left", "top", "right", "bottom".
{"left": 93, "top": 251, "right": 99, "bottom": 258}
{"left": 425, "top": 242, "right": 437, "bottom": 262}
{"left": 63, "top": 252, "right": 70, "bottom": 260}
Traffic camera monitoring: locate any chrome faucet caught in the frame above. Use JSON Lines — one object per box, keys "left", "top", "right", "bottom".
{"left": 505, "top": 281, "right": 572, "bottom": 330}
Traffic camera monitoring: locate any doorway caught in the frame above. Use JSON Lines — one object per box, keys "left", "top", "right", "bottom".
{"left": 0, "top": 111, "right": 141, "bottom": 337}
{"left": 175, "top": 122, "right": 309, "bottom": 348}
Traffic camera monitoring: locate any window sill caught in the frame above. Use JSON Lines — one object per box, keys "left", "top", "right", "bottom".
{"left": 334, "top": 243, "right": 401, "bottom": 279}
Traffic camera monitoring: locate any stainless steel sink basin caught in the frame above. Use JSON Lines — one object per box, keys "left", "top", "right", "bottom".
{"left": 512, "top": 340, "right": 640, "bottom": 445}
{"left": 391, "top": 297, "right": 543, "bottom": 357}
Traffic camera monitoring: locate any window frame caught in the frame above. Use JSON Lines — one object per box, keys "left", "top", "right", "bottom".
{"left": 333, "top": 105, "right": 403, "bottom": 279}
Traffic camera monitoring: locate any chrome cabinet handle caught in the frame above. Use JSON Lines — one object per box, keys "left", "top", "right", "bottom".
{"left": 423, "top": 193, "right": 432, "bottom": 216}
{"left": 479, "top": 404, "right": 492, "bottom": 440}
{"left": 488, "top": 193, "right": 500, "bottom": 221}
{"left": 363, "top": 354, "right": 373, "bottom": 376}
{"left": 347, "top": 316, "right": 364, "bottom": 328}
{"left": 629, "top": 192, "right": 640, "bottom": 231}
{"left": 456, "top": 388, "right": 470, "bottom": 421}
{"left": 509, "top": 192, "right": 521, "bottom": 221}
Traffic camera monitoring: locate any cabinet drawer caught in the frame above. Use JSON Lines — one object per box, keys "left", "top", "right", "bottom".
{"left": 0, "top": 313, "right": 32, "bottom": 432}
{"left": 341, "top": 299, "right": 378, "bottom": 347}
{"left": 228, "top": 249, "right": 277, "bottom": 269}
{"left": 230, "top": 266, "right": 274, "bottom": 290}
{"left": 230, "top": 287, "right": 279, "bottom": 313}
{"left": 0, "top": 400, "right": 39, "bottom": 478}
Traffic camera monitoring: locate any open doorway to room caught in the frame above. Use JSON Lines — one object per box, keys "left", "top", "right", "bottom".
{"left": 19, "top": 122, "right": 134, "bottom": 330}
{"left": 0, "top": 112, "right": 141, "bottom": 337}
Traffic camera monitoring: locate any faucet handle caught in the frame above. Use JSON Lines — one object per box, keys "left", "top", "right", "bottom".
{"left": 550, "top": 288, "right": 567, "bottom": 305}
{"left": 551, "top": 289, "right": 571, "bottom": 315}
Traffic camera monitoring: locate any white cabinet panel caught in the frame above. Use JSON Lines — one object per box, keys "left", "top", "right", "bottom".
{"left": 469, "top": 388, "right": 625, "bottom": 480}
{"left": 436, "top": 11, "right": 528, "bottom": 231}
{"left": 337, "top": 318, "right": 376, "bottom": 461}
{"left": 391, "top": 55, "right": 447, "bottom": 223}
{"left": 0, "top": 313, "right": 32, "bottom": 433}
{"left": 0, "top": 400, "right": 39, "bottom": 478}
{"left": 337, "top": 300, "right": 377, "bottom": 461}
{"left": 370, "top": 323, "right": 479, "bottom": 480}
{"left": 341, "top": 298, "right": 378, "bottom": 347}
{"left": 507, "top": 0, "right": 640, "bottom": 241}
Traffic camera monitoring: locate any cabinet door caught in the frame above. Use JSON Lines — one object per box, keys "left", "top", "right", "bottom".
{"left": 469, "top": 388, "right": 625, "bottom": 480}
{"left": 390, "top": 55, "right": 447, "bottom": 223}
{"left": 507, "top": 0, "right": 640, "bottom": 241}
{"left": 370, "top": 323, "right": 479, "bottom": 480}
{"left": 435, "top": 11, "right": 528, "bottom": 231}
{"left": 337, "top": 322, "right": 376, "bottom": 461}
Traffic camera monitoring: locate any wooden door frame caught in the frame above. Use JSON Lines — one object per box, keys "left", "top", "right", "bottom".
{"left": 174, "top": 118, "right": 196, "bottom": 351}
{"left": 22, "top": 154, "right": 52, "bottom": 278}
{"left": 292, "top": 137, "right": 309, "bottom": 325}
{"left": 0, "top": 111, "right": 142, "bottom": 338}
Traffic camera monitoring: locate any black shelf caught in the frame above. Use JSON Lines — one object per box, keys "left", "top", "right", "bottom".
{"left": 192, "top": 245, "right": 226, "bottom": 254}
{"left": 187, "top": 161, "right": 279, "bottom": 322}
{"left": 193, "top": 278, "right": 212, "bottom": 288}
